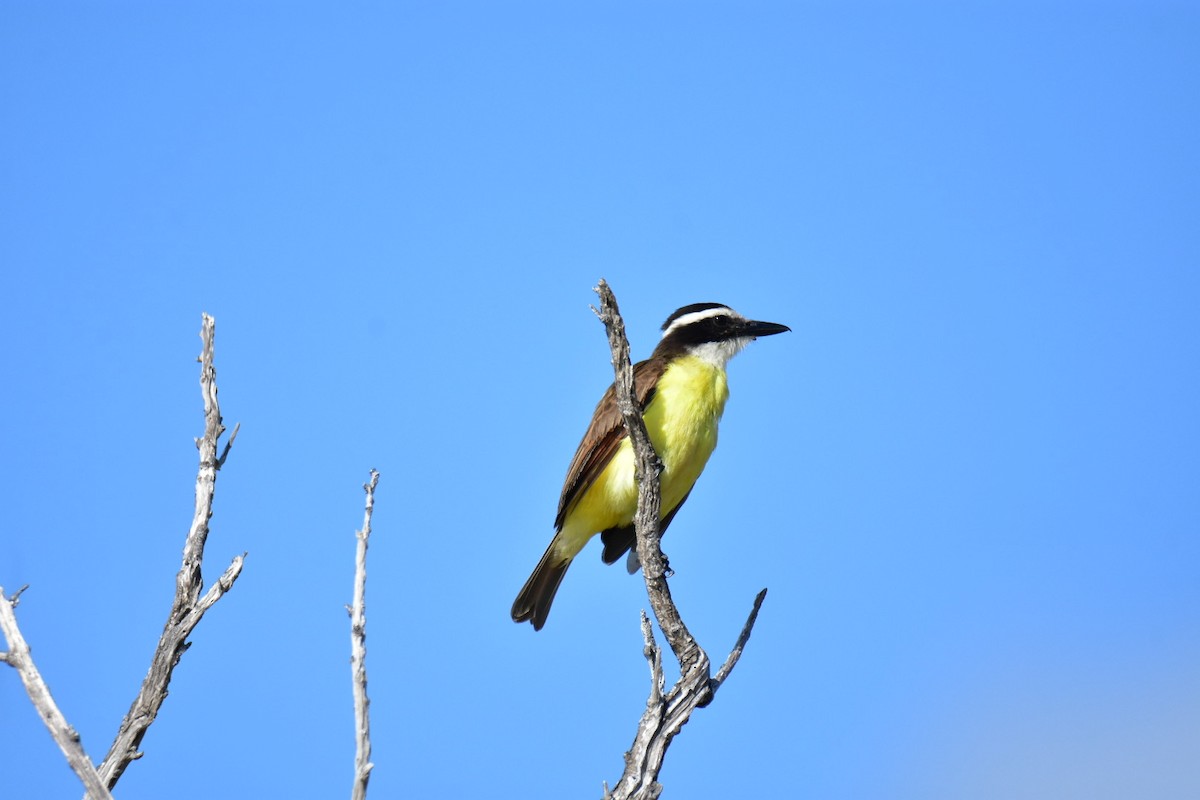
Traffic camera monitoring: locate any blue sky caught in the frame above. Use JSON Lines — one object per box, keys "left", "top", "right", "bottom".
{"left": 2, "top": 3, "right": 1198, "bottom": 798}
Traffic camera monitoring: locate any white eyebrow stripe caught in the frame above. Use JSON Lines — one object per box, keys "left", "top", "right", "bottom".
{"left": 661, "top": 306, "right": 740, "bottom": 338}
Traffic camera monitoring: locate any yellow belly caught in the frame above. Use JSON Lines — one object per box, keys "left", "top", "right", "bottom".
{"left": 557, "top": 355, "right": 729, "bottom": 557}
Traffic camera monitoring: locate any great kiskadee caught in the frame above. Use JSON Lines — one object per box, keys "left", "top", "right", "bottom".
{"left": 511, "top": 302, "right": 790, "bottom": 630}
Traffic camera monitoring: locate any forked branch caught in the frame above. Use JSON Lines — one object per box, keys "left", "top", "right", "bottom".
{"left": 94, "top": 313, "right": 245, "bottom": 791}
{"left": 593, "top": 280, "right": 768, "bottom": 800}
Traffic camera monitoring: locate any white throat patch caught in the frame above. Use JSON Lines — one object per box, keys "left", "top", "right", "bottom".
{"left": 688, "top": 337, "right": 751, "bottom": 368}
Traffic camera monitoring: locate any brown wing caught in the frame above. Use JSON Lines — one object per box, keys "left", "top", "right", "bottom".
{"left": 553, "top": 357, "right": 666, "bottom": 531}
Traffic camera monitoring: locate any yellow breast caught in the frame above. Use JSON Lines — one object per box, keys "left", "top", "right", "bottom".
{"left": 644, "top": 354, "right": 729, "bottom": 508}
{"left": 558, "top": 355, "right": 729, "bottom": 556}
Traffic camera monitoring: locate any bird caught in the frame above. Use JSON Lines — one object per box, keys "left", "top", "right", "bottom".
{"left": 511, "top": 302, "right": 790, "bottom": 630}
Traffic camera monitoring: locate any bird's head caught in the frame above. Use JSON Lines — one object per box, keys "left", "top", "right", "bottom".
{"left": 654, "top": 302, "right": 790, "bottom": 367}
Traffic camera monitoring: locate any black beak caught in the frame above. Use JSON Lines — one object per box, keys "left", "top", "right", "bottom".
{"left": 742, "top": 319, "right": 791, "bottom": 338}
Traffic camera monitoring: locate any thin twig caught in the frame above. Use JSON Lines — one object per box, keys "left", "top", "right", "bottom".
{"left": 640, "top": 612, "right": 665, "bottom": 707}
{"left": 350, "top": 470, "right": 379, "bottom": 800}
{"left": 1, "top": 586, "right": 115, "bottom": 800}
{"left": 94, "top": 313, "right": 244, "bottom": 791}
{"left": 593, "top": 280, "right": 769, "bottom": 800}
{"left": 712, "top": 588, "right": 768, "bottom": 689}
{"left": 217, "top": 422, "right": 241, "bottom": 469}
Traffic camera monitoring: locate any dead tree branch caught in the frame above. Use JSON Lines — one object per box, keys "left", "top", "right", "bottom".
{"left": 1, "top": 586, "right": 115, "bottom": 800}
{"left": 592, "top": 282, "right": 701, "bottom": 675}
{"left": 349, "top": 470, "right": 380, "bottom": 800}
{"left": 593, "top": 280, "right": 768, "bottom": 800}
{"left": 94, "top": 313, "right": 245, "bottom": 791}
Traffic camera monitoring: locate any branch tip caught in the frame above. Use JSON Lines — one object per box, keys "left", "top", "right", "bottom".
{"left": 350, "top": 468, "right": 377, "bottom": 800}
{"left": 95, "top": 313, "right": 242, "bottom": 791}
{"left": 216, "top": 422, "right": 240, "bottom": 469}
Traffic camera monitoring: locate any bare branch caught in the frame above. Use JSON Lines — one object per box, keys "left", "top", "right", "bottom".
{"left": 350, "top": 470, "right": 380, "bottom": 800}
{"left": 593, "top": 280, "right": 769, "bottom": 800}
{"left": 217, "top": 421, "right": 241, "bottom": 469}
{"left": 712, "top": 588, "right": 768, "bottom": 690}
{"left": 641, "top": 612, "right": 665, "bottom": 707}
{"left": 94, "top": 313, "right": 244, "bottom": 791}
{"left": 592, "top": 281, "right": 704, "bottom": 673}
{"left": 1, "top": 586, "right": 115, "bottom": 800}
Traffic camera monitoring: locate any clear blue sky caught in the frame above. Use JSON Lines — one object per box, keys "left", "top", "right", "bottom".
{"left": 3, "top": 3, "right": 1198, "bottom": 798}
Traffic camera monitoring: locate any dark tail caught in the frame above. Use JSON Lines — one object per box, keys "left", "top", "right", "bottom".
{"left": 511, "top": 544, "right": 572, "bottom": 631}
